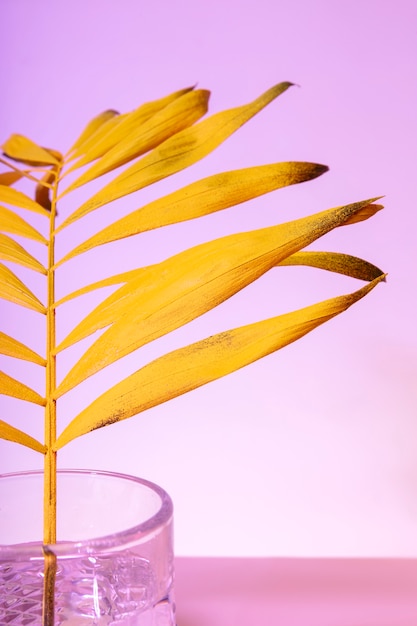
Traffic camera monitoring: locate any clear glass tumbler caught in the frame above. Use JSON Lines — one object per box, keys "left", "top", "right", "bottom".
{"left": 0, "top": 469, "right": 175, "bottom": 625}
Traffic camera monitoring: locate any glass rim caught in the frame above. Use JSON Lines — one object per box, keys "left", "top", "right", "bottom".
{"left": 0, "top": 469, "right": 173, "bottom": 559}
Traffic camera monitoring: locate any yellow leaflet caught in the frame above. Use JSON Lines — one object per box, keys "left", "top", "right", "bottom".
{"left": 66, "top": 109, "right": 120, "bottom": 156}
{"left": 2, "top": 134, "right": 60, "bottom": 166}
{"left": 54, "top": 198, "right": 382, "bottom": 397}
{"left": 0, "top": 263, "right": 46, "bottom": 313}
{"left": 56, "top": 250, "right": 382, "bottom": 311}
{"left": 278, "top": 251, "right": 384, "bottom": 281}
{"left": 0, "top": 331, "right": 46, "bottom": 365}
{"left": 0, "top": 171, "right": 23, "bottom": 186}
{"left": 66, "top": 114, "right": 128, "bottom": 163}
{"left": 0, "top": 370, "right": 46, "bottom": 406}
{"left": 0, "top": 185, "right": 50, "bottom": 217}
{"left": 0, "top": 206, "right": 47, "bottom": 243}
{"left": 66, "top": 86, "right": 195, "bottom": 166}
{"left": 342, "top": 203, "right": 384, "bottom": 225}
{"left": 58, "top": 161, "right": 328, "bottom": 264}
{"left": 0, "top": 233, "right": 46, "bottom": 273}
{"left": 54, "top": 268, "right": 142, "bottom": 307}
{"left": 35, "top": 169, "right": 56, "bottom": 212}
{"left": 0, "top": 419, "right": 45, "bottom": 453}
{"left": 55, "top": 274, "right": 385, "bottom": 449}
{"left": 63, "top": 90, "right": 210, "bottom": 191}
{"left": 57, "top": 82, "right": 293, "bottom": 230}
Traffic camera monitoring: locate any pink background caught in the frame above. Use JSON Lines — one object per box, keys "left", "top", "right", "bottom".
{"left": 0, "top": 0, "right": 416, "bottom": 557}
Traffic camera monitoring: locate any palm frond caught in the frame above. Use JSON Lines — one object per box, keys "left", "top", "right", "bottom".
{"left": 0, "top": 83, "right": 385, "bottom": 551}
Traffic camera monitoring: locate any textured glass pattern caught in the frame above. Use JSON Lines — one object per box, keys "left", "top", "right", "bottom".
{"left": 0, "top": 555, "right": 174, "bottom": 625}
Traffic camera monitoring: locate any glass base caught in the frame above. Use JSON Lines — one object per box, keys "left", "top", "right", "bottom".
{"left": 0, "top": 470, "right": 175, "bottom": 625}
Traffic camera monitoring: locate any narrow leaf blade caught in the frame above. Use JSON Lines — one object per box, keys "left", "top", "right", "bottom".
{"left": 0, "top": 206, "right": 47, "bottom": 243}
{"left": 0, "top": 419, "right": 46, "bottom": 453}
{"left": 0, "top": 331, "right": 46, "bottom": 365}
{"left": 0, "top": 233, "right": 46, "bottom": 273}
{"left": 66, "top": 109, "right": 120, "bottom": 156}
{"left": 35, "top": 169, "right": 56, "bottom": 212}
{"left": 54, "top": 268, "right": 142, "bottom": 307}
{"left": 59, "top": 161, "right": 328, "bottom": 264}
{"left": 67, "top": 113, "right": 129, "bottom": 162}
{"left": 0, "top": 263, "right": 46, "bottom": 313}
{"left": 55, "top": 274, "right": 385, "bottom": 448}
{"left": 0, "top": 171, "right": 23, "bottom": 186}
{"left": 0, "top": 185, "right": 50, "bottom": 217}
{"left": 278, "top": 251, "right": 385, "bottom": 281}
{"left": 342, "top": 202, "right": 384, "bottom": 225}
{"left": 2, "top": 134, "right": 60, "bottom": 166}
{"left": 0, "top": 370, "right": 46, "bottom": 405}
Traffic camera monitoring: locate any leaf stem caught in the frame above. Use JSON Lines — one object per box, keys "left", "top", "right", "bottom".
{"left": 43, "top": 164, "right": 61, "bottom": 626}
{"left": 0, "top": 157, "right": 54, "bottom": 186}
{"left": 42, "top": 546, "right": 57, "bottom": 626}
{"left": 44, "top": 165, "right": 60, "bottom": 545}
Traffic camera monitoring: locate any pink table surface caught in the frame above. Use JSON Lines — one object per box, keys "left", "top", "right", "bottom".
{"left": 174, "top": 557, "right": 417, "bottom": 626}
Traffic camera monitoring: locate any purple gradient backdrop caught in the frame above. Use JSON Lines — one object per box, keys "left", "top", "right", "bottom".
{"left": 1, "top": 0, "right": 416, "bottom": 556}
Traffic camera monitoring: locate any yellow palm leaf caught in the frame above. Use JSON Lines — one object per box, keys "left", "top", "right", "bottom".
{"left": 0, "top": 331, "right": 46, "bottom": 365}
{"left": 2, "top": 134, "right": 61, "bottom": 166}
{"left": 57, "top": 161, "right": 328, "bottom": 264}
{"left": 55, "top": 249, "right": 382, "bottom": 311}
{"left": 54, "top": 268, "right": 143, "bottom": 307}
{"left": 0, "top": 233, "right": 46, "bottom": 273}
{"left": 0, "top": 419, "right": 45, "bottom": 453}
{"left": 278, "top": 250, "right": 384, "bottom": 281}
{"left": 66, "top": 109, "right": 120, "bottom": 157}
{"left": 66, "top": 86, "right": 195, "bottom": 165}
{"left": 34, "top": 169, "right": 56, "bottom": 212}
{"left": 0, "top": 206, "right": 47, "bottom": 243}
{"left": 0, "top": 171, "right": 23, "bottom": 186}
{"left": 0, "top": 263, "right": 46, "bottom": 312}
{"left": 63, "top": 89, "right": 210, "bottom": 190}
{"left": 67, "top": 113, "right": 128, "bottom": 162}
{"left": 0, "top": 370, "right": 46, "bottom": 405}
{"left": 56, "top": 82, "right": 292, "bottom": 229}
{"left": 54, "top": 198, "right": 381, "bottom": 397}
{"left": 55, "top": 274, "right": 384, "bottom": 449}
{"left": 0, "top": 185, "right": 50, "bottom": 217}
